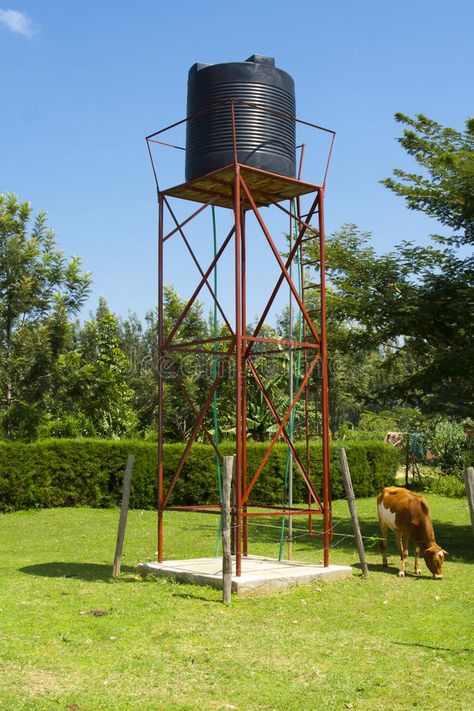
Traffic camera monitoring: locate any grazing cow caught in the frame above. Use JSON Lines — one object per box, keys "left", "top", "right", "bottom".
{"left": 377, "top": 486, "right": 447, "bottom": 579}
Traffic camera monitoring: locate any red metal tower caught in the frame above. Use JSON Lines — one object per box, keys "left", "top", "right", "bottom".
{"left": 147, "top": 100, "right": 335, "bottom": 576}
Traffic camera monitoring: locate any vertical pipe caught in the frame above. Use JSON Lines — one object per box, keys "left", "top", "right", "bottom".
{"left": 233, "top": 125, "right": 243, "bottom": 575}
{"left": 157, "top": 192, "right": 164, "bottom": 563}
{"left": 297, "top": 195, "right": 312, "bottom": 537}
{"left": 318, "top": 189, "right": 331, "bottom": 567}
{"left": 212, "top": 206, "right": 222, "bottom": 558}
{"left": 241, "top": 210, "right": 248, "bottom": 557}
{"left": 288, "top": 200, "right": 294, "bottom": 560}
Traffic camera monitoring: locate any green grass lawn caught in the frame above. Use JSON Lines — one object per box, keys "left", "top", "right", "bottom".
{"left": 0, "top": 495, "right": 473, "bottom": 710}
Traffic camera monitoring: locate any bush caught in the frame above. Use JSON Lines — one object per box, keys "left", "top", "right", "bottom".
{"left": 0, "top": 439, "right": 399, "bottom": 513}
{"left": 38, "top": 413, "right": 97, "bottom": 439}
{"left": 423, "top": 472, "right": 466, "bottom": 498}
{"left": 426, "top": 419, "right": 466, "bottom": 475}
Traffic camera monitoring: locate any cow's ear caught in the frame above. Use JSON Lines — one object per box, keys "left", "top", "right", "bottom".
{"left": 442, "top": 549, "right": 448, "bottom": 556}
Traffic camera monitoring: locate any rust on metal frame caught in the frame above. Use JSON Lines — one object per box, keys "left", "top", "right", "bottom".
{"left": 165, "top": 163, "right": 320, "bottom": 210}
{"left": 148, "top": 98, "right": 335, "bottom": 574}
{"left": 244, "top": 335, "right": 319, "bottom": 350}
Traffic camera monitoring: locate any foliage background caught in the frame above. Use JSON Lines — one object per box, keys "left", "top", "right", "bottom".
{"left": 0, "top": 439, "right": 399, "bottom": 512}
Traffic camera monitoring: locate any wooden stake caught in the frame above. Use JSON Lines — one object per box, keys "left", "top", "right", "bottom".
{"left": 339, "top": 448, "right": 369, "bottom": 578}
{"left": 230, "top": 463, "right": 237, "bottom": 556}
{"left": 112, "top": 454, "right": 135, "bottom": 577}
{"left": 222, "top": 455, "right": 235, "bottom": 604}
{"left": 463, "top": 467, "right": 474, "bottom": 539}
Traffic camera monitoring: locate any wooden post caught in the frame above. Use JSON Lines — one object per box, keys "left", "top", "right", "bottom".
{"left": 222, "top": 455, "right": 235, "bottom": 604}
{"left": 463, "top": 467, "right": 474, "bottom": 539}
{"left": 112, "top": 454, "right": 135, "bottom": 577}
{"left": 339, "top": 448, "right": 369, "bottom": 578}
{"left": 230, "top": 466, "right": 237, "bottom": 555}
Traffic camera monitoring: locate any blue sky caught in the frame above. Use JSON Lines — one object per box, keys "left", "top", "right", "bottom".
{"left": 1, "top": 1, "right": 472, "bottom": 324}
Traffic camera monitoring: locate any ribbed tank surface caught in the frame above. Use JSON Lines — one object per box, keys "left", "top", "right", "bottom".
{"left": 185, "top": 55, "right": 296, "bottom": 181}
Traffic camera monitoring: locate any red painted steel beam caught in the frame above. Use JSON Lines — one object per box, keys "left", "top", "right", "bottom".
{"left": 242, "top": 510, "right": 321, "bottom": 518}
{"left": 232, "top": 150, "right": 243, "bottom": 577}
{"left": 166, "top": 335, "right": 233, "bottom": 350}
{"left": 157, "top": 193, "right": 164, "bottom": 563}
{"left": 247, "top": 503, "right": 317, "bottom": 511}
{"left": 318, "top": 189, "right": 331, "bottom": 567}
{"left": 244, "top": 335, "right": 319, "bottom": 350}
{"left": 148, "top": 138, "right": 185, "bottom": 151}
{"left": 248, "top": 346, "right": 316, "bottom": 357}
{"left": 323, "top": 133, "right": 336, "bottom": 190}
{"left": 241, "top": 210, "right": 248, "bottom": 557}
{"left": 271, "top": 199, "right": 319, "bottom": 236}
{"left": 167, "top": 506, "right": 221, "bottom": 514}
{"left": 146, "top": 138, "right": 160, "bottom": 193}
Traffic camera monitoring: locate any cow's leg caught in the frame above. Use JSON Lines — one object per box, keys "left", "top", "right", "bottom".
{"left": 397, "top": 531, "right": 409, "bottom": 578}
{"left": 414, "top": 545, "right": 422, "bottom": 575}
{"left": 379, "top": 520, "right": 388, "bottom": 567}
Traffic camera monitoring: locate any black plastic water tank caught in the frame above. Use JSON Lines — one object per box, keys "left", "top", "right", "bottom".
{"left": 185, "top": 55, "right": 296, "bottom": 182}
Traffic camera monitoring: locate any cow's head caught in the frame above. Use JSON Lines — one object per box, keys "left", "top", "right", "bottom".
{"left": 423, "top": 544, "right": 447, "bottom": 579}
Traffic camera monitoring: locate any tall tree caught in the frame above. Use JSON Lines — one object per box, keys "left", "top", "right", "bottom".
{"left": 381, "top": 113, "right": 474, "bottom": 246}
{"left": 278, "top": 115, "right": 474, "bottom": 430}
{"left": 49, "top": 299, "right": 138, "bottom": 438}
{"left": 304, "top": 221, "right": 473, "bottom": 419}
{"left": 0, "top": 193, "right": 91, "bottom": 439}
{"left": 381, "top": 114, "right": 474, "bottom": 415}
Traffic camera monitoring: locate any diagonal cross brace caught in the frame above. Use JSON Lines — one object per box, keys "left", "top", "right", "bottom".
{"left": 271, "top": 198, "right": 319, "bottom": 238}
{"left": 242, "top": 352, "right": 320, "bottom": 506}
{"left": 163, "top": 199, "right": 216, "bottom": 243}
{"left": 162, "top": 342, "right": 235, "bottom": 508}
{"left": 163, "top": 197, "right": 233, "bottom": 333}
{"left": 240, "top": 175, "right": 320, "bottom": 345}
{"left": 164, "top": 226, "right": 235, "bottom": 348}
{"left": 244, "top": 191, "right": 320, "bottom": 359}
{"left": 247, "top": 358, "right": 323, "bottom": 510}
{"left": 170, "top": 366, "right": 223, "bottom": 464}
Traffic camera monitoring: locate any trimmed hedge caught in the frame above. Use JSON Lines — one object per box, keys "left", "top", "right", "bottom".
{"left": 0, "top": 439, "right": 399, "bottom": 513}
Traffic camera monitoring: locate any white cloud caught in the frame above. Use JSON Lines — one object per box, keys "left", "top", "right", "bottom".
{"left": 0, "top": 9, "right": 38, "bottom": 37}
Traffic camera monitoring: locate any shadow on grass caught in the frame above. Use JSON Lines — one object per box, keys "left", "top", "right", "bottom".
{"left": 19, "top": 562, "right": 136, "bottom": 582}
{"left": 392, "top": 640, "right": 474, "bottom": 655}
{"left": 172, "top": 592, "right": 221, "bottom": 603}
{"left": 352, "top": 561, "right": 446, "bottom": 580}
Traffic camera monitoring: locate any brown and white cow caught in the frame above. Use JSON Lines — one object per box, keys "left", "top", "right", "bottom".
{"left": 377, "top": 486, "right": 447, "bottom": 579}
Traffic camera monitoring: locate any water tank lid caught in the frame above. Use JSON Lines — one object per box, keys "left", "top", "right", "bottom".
{"left": 189, "top": 62, "right": 211, "bottom": 73}
{"left": 245, "top": 54, "right": 275, "bottom": 66}
{"left": 189, "top": 55, "right": 276, "bottom": 75}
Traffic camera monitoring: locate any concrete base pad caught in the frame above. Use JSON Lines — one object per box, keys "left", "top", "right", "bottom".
{"left": 138, "top": 555, "right": 352, "bottom": 596}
